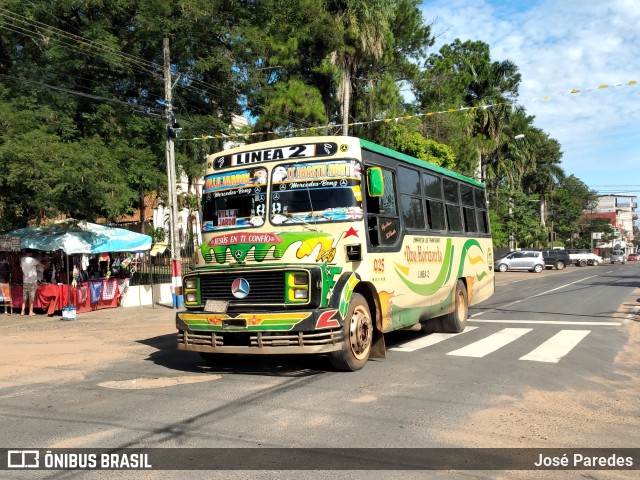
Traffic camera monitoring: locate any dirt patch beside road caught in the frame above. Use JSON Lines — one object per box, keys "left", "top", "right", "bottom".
{"left": 0, "top": 306, "right": 176, "bottom": 388}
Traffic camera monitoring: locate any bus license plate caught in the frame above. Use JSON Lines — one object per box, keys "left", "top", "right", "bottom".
{"left": 222, "top": 319, "right": 247, "bottom": 329}
{"left": 204, "top": 300, "right": 229, "bottom": 313}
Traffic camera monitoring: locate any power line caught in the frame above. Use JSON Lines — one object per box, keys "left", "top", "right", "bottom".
{"left": 0, "top": 8, "right": 315, "bottom": 132}
{"left": 0, "top": 73, "right": 163, "bottom": 117}
{"left": 0, "top": 9, "right": 159, "bottom": 73}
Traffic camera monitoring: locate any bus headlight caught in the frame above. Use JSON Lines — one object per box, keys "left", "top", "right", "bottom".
{"left": 286, "top": 271, "right": 309, "bottom": 303}
{"left": 186, "top": 292, "right": 198, "bottom": 303}
{"left": 184, "top": 277, "right": 200, "bottom": 305}
{"left": 293, "top": 289, "right": 308, "bottom": 300}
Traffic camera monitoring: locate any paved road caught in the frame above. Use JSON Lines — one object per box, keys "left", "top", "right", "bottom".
{"left": 0, "top": 263, "right": 638, "bottom": 479}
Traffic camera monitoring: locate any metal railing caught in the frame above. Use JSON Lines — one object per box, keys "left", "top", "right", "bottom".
{"left": 129, "top": 244, "right": 196, "bottom": 287}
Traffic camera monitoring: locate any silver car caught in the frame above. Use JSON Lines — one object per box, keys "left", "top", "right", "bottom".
{"left": 610, "top": 250, "right": 626, "bottom": 264}
{"left": 495, "top": 250, "right": 545, "bottom": 273}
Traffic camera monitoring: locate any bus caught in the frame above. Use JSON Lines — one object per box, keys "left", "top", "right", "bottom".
{"left": 176, "top": 136, "right": 495, "bottom": 371}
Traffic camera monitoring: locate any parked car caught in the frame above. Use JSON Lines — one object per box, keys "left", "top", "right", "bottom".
{"left": 610, "top": 250, "right": 626, "bottom": 264}
{"left": 534, "top": 249, "right": 571, "bottom": 270}
{"left": 566, "top": 249, "right": 603, "bottom": 266}
{"left": 627, "top": 252, "right": 639, "bottom": 261}
{"left": 494, "top": 251, "right": 545, "bottom": 273}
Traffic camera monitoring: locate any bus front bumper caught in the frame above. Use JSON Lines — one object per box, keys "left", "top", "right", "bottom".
{"left": 176, "top": 310, "right": 344, "bottom": 355}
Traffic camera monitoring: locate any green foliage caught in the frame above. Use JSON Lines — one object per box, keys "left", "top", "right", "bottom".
{"left": 0, "top": 0, "right": 597, "bottom": 249}
{"left": 489, "top": 210, "right": 508, "bottom": 248}
{"left": 490, "top": 188, "right": 545, "bottom": 249}
{"left": 149, "top": 227, "right": 167, "bottom": 243}
{"left": 387, "top": 123, "right": 456, "bottom": 169}
{"left": 550, "top": 175, "right": 596, "bottom": 245}
{"left": 254, "top": 79, "right": 327, "bottom": 133}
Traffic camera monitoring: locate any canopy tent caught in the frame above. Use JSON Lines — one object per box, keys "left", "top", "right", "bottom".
{"left": 7, "top": 219, "right": 152, "bottom": 254}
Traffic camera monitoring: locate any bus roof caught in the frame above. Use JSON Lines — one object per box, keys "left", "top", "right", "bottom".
{"left": 208, "top": 135, "right": 485, "bottom": 188}
{"left": 359, "top": 138, "right": 485, "bottom": 188}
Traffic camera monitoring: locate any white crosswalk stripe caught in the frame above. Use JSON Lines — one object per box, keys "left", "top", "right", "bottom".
{"left": 390, "top": 326, "right": 594, "bottom": 363}
{"left": 519, "top": 330, "right": 591, "bottom": 363}
{"left": 388, "top": 327, "right": 478, "bottom": 352}
{"left": 446, "top": 328, "right": 532, "bottom": 357}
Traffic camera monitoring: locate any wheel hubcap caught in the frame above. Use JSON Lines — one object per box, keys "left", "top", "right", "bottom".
{"left": 349, "top": 306, "right": 372, "bottom": 360}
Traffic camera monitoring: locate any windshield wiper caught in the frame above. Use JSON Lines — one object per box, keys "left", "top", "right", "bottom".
{"left": 308, "top": 212, "right": 330, "bottom": 221}
{"left": 273, "top": 212, "right": 315, "bottom": 230}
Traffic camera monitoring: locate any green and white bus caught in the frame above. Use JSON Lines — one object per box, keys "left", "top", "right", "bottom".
{"left": 177, "top": 136, "right": 494, "bottom": 371}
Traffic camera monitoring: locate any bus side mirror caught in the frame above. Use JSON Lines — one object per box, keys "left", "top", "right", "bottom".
{"left": 367, "top": 167, "right": 384, "bottom": 197}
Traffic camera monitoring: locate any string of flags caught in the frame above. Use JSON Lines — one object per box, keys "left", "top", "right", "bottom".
{"left": 179, "top": 80, "right": 638, "bottom": 142}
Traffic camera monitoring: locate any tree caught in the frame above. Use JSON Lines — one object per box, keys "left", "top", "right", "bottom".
{"left": 350, "top": 0, "right": 433, "bottom": 141}
{"left": 415, "top": 40, "right": 522, "bottom": 182}
{"left": 490, "top": 187, "right": 545, "bottom": 249}
{"left": 550, "top": 175, "right": 596, "bottom": 246}
{"left": 0, "top": 0, "right": 249, "bottom": 229}
{"left": 387, "top": 121, "right": 456, "bottom": 168}
{"left": 328, "top": 0, "right": 396, "bottom": 134}
{"left": 253, "top": 79, "right": 328, "bottom": 134}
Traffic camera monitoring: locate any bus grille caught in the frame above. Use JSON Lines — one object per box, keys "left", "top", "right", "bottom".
{"left": 203, "top": 249, "right": 274, "bottom": 263}
{"left": 178, "top": 329, "right": 343, "bottom": 348}
{"left": 200, "top": 271, "right": 286, "bottom": 305}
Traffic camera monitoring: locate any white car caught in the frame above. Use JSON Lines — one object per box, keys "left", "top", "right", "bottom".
{"left": 569, "top": 252, "right": 603, "bottom": 267}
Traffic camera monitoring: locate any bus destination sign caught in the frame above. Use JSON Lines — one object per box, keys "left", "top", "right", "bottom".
{"left": 213, "top": 142, "right": 338, "bottom": 170}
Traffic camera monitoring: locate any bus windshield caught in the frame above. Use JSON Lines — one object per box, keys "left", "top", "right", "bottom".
{"left": 270, "top": 159, "right": 363, "bottom": 224}
{"left": 202, "top": 167, "right": 268, "bottom": 231}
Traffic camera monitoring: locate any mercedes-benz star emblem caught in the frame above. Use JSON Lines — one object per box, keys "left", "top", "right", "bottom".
{"left": 231, "top": 278, "right": 250, "bottom": 299}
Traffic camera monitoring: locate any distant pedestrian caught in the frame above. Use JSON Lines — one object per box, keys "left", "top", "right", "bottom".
{"left": 20, "top": 250, "right": 40, "bottom": 316}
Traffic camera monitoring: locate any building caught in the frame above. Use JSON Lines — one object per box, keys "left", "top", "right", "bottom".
{"left": 583, "top": 194, "right": 637, "bottom": 253}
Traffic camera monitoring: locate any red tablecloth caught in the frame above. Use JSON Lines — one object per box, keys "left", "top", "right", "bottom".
{"left": 10, "top": 280, "right": 120, "bottom": 314}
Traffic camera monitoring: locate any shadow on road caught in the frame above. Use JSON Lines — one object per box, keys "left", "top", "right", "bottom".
{"left": 136, "top": 333, "right": 334, "bottom": 377}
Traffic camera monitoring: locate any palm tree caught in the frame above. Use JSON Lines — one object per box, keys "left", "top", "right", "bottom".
{"left": 467, "top": 56, "right": 521, "bottom": 186}
{"left": 486, "top": 107, "right": 535, "bottom": 192}
{"left": 329, "top": 0, "right": 395, "bottom": 135}
{"left": 520, "top": 128, "right": 565, "bottom": 226}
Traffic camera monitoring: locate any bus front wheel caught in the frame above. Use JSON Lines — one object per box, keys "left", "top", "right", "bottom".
{"left": 330, "top": 293, "right": 373, "bottom": 372}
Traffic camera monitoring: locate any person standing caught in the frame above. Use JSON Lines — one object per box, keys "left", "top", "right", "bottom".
{"left": 20, "top": 250, "right": 40, "bottom": 316}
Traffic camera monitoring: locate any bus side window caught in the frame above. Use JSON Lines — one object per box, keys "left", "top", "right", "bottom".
{"left": 365, "top": 167, "right": 398, "bottom": 247}
{"left": 379, "top": 169, "right": 397, "bottom": 215}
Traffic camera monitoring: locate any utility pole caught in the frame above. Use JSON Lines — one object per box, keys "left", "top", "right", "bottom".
{"left": 163, "top": 38, "right": 182, "bottom": 309}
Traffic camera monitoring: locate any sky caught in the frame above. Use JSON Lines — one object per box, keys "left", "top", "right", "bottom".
{"left": 419, "top": 0, "right": 640, "bottom": 198}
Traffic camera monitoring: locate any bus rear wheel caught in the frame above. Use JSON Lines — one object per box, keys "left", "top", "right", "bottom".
{"left": 330, "top": 293, "right": 373, "bottom": 372}
{"left": 441, "top": 280, "right": 468, "bottom": 333}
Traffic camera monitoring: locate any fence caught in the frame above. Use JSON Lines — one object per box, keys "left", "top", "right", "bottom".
{"left": 129, "top": 244, "right": 196, "bottom": 287}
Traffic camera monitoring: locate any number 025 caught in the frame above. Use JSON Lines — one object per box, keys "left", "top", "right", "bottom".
{"left": 373, "top": 258, "right": 384, "bottom": 272}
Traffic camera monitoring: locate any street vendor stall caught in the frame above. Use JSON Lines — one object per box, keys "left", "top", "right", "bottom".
{"left": 4, "top": 219, "right": 152, "bottom": 316}
{"left": 0, "top": 235, "right": 21, "bottom": 313}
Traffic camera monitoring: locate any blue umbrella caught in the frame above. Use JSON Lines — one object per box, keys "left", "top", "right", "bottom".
{"left": 7, "top": 219, "right": 152, "bottom": 254}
